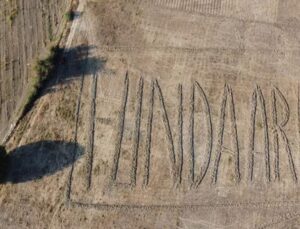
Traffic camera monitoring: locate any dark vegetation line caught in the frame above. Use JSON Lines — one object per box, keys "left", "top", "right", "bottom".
{"left": 21, "top": 45, "right": 61, "bottom": 116}
{"left": 86, "top": 72, "right": 98, "bottom": 189}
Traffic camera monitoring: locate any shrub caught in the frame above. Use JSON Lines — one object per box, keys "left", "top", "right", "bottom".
{"left": 34, "top": 46, "right": 59, "bottom": 79}
{"left": 8, "top": 8, "right": 18, "bottom": 25}
{"left": 64, "top": 10, "right": 75, "bottom": 22}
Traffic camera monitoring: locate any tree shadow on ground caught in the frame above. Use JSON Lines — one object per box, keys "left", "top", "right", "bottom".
{"left": 55, "top": 44, "right": 105, "bottom": 83}
{"left": 42, "top": 44, "right": 106, "bottom": 95}
{"left": 3, "top": 140, "right": 83, "bottom": 184}
{"left": 20, "top": 44, "right": 105, "bottom": 119}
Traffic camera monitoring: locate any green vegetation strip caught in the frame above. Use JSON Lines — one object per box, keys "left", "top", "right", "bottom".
{"left": 20, "top": 45, "right": 60, "bottom": 118}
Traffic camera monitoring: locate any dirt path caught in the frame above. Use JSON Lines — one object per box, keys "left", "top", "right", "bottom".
{"left": 65, "top": 0, "right": 86, "bottom": 50}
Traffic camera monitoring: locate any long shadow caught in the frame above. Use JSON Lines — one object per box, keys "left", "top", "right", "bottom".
{"left": 3, "top": 141, "right": 84, "bottom": 183}
{"left": 51, "top": 44, "right": 105, "bottom": 86}
{"left": 18, "top": 44, "right": 105, "bottom": 121}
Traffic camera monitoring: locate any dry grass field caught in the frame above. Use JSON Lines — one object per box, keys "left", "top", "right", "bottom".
{"left": 1, "top": 0, "right": 300, "bottom": 228}
{"left": 0, "top": 0, "right": 71, "bottom": 141}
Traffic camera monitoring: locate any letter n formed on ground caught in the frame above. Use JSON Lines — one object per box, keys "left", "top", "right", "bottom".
{"left": 110, "top": 72, "right": 144, "bottom": 187}
{"left": 143, "top": 80, "right": 183, "bottom": 187}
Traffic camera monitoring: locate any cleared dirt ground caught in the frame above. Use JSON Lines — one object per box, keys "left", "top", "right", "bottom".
{"left": 2, "top": 0, "right": 300, "bottom": 228}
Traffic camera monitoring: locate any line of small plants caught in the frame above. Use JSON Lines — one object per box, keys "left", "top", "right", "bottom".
{"left": 19, "top": 44, "right": 61, "bottom": 119}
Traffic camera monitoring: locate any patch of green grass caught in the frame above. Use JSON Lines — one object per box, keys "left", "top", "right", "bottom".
{"left": 64, "top": 10, "right": 75, "bottom": 22}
